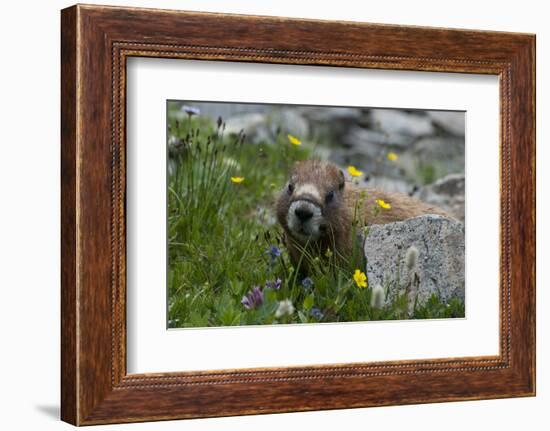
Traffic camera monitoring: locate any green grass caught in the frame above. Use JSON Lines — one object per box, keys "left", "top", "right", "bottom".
{"left": 167, "top": 105, "right": 464, "bottom": 328}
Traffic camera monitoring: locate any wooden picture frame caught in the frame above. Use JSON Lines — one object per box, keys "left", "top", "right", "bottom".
{"left": 61, "top": 4, "right": 535, "bottom": 425}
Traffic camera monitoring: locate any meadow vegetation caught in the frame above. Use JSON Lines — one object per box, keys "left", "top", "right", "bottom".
{"left": 167, "top": 104, "right": 464, "bottom": 328}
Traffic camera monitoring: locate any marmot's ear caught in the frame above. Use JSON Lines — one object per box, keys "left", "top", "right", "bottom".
{"left": 338, "top": 169, "right": 345, "bottom": 190}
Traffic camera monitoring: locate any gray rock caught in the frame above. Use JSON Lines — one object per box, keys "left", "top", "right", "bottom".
{"left": 428, "top": 111, "right": 465, "bottom": 136}
{"left": 295, "top": 107, "right": 364, "bottom": 143}
{"left": 330, "top": 147, "right": 378, "bottom": 169}
{"left": 224, "top": 113, "right": 269, "bottom": 139}
{"left": 364, "top": 215, "right": 465, "bottom": 313}
{"left": 361, "top": 176, "right": 415, "bottom": 194}
{"left": 329, "top": 148, "right": 409, "bottom": 187}
{"left": 370, "top": 109, "right": 434, "bottom": 137}
{"left": 185, "top": 102, "right": 271, "bottom": 120}
{"left": 417, "top": 174, "right": 465, "bottom": 222}
{"left": 299, "top": 106, "right": 363, "bottom": 123}
{"left": 223, "top": 109, "right": 310, "bottom": 144}
{"left": 343, "top": 126, "right": 416, "bottom": 149}
{"left": 332, "top": 126, "right": 416, "bottom": 182}
{"left": 396, "top": 136, "right": 464, "bottom": 185}
{"left": 271, "top": 108, "right": 310, "bottom": 138}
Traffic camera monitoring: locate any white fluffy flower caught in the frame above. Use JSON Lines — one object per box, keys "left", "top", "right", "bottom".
{"left": 370, "top": 284, "right": 386, "bottom": 309}
{"left": 405, "top": 245, "right": 419, "bottom": 271}
{"left": 222, "top": 157, "right": 242, "bottom": 170}
{"left": 275, "top": 299, "right": 295, "bottom": 318}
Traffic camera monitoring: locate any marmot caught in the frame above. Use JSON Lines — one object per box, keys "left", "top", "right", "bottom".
{"left": 276, "top": 160, "right": 450, "bottom": 272}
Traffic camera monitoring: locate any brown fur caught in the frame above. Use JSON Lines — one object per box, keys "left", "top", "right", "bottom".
{"left": 276, "top": 160, "right": 450, "bottom": 272}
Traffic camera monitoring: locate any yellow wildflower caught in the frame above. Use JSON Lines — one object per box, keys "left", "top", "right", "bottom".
{"left": 287, "top": 134, "right": 302, "bottom": 146}
{"left": 387, "top": 152, "right": 398, "bottom": 161}
{"left": 353, "top": 269, "right": 368, "bottom": 288}
{"left": 376, "top": 199, "right": 391, "bottom": 209}
{"left": 230, "top": 176, "right": 245, "bottom": 184}
{"left": 347, "top": 166, "right": 364, "bottom": 177}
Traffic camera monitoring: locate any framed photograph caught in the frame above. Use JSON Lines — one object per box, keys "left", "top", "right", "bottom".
{"left": 61, "top": 4, "right": 535, "bottom": 425}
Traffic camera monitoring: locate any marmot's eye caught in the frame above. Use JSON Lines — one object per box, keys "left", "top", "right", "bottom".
{"left": 287, "top": 183, "right": 294, "bottom": 195}
{"left": 325, "top": 190, "right": 335, "bottom": 203}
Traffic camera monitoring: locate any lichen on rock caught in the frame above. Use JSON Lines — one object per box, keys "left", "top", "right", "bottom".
{"left": 364, "top": 215, "right": 465, "bottom": 314}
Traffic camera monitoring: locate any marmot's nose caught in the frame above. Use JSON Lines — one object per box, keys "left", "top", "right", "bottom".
{"left": 295, "top": 207, "right": 313, "bottom": 222}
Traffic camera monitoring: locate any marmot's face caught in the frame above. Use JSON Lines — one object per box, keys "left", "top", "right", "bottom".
{"left": 277, "top": 160, "right": 345, "bottom": 243}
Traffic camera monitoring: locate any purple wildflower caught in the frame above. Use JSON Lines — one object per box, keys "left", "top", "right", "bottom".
{"left": 181, "top": 105, "right": 201, "bottom": 116}
{"left": 266, "top": 245, "right": 281, "bottom": 263}
{"left": 241, "top": 286, "right": 264, "bottom": 310}
{"left": 265, "top": 278, "right": 282, "bottom": 290}
{"left": 310, "top": 307, "right": 324, "bottom": 320}
{"left": 301, "top": 277, "right": 314, "bottom": 289}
